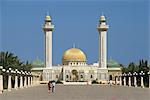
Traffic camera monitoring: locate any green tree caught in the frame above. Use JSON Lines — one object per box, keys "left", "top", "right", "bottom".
{"left": 0, "top": 51, "right": 32, "bottom": 71}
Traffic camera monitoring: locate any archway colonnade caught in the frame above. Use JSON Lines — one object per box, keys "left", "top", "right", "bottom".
{"left": 0, "top": 66, "right": 39, "bottom": 94}
{"left": 114, "top": 71, "right": 150, "bottom": 88}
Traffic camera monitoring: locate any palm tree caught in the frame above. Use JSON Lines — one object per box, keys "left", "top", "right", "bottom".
{"left": 0, "top": 51, "right": 21, "bottom": 69}
{"left": 0, "top": 51, "right": 32, "bottom": 71}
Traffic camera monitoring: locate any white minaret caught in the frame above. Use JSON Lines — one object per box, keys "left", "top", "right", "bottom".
{"left": 42, "top": 14, "right": 54, "bottom": 68}
{"left": 97, "top": 15, "right": 109, "bottom": 69}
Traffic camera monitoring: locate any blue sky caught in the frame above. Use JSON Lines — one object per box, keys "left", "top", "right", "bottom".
{"left": 0, "top": 0, "right": 149, "bottom": 65}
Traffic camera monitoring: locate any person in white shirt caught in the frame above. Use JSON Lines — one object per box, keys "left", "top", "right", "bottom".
{"left": 51, "top": 81, "right": 56, "bottom": 92}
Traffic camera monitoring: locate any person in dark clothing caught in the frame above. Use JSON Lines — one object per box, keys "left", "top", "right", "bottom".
{"left": 48, "top": 81, "right": 51, "bottom": 93}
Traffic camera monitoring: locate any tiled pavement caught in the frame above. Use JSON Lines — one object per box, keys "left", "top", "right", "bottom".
{"left": 0, "top": 85, "right": 150, "bottom": 100}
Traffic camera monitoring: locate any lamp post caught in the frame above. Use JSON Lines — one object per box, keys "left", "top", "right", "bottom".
{"left": 133, "top": 72, "right": 138, "bottom": 87}
{"left": 140, "top": 71, "right": 145, "bottom": 88}
{"left": 128, "top": 72, "right": 132, "bottom": 87}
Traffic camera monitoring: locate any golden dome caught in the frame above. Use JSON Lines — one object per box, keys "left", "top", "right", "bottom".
{"left": 45, "top": 15, "right": 51, "bottom": 21}
{"left": 62, "top": 48, "right": 86, "bottom": 64}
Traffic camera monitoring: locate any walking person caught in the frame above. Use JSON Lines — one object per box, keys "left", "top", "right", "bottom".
{"left": 48, "top": 81, "right": 51, "bottom": 93}
{"left": 51, "top": 80, "right": 56, "bottom": 93}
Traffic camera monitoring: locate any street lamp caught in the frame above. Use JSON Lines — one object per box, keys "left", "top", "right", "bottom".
{"left": 140, "top": 71, "right": 145, "bottom": 76}
{"left": 140, "top": 71, "right": 145, "bottom": 88}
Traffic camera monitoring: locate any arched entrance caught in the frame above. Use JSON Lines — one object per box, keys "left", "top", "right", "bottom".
{"left": 109, "top": 75, "right": 112, "bottom": 81}
{"left": 71, "top": 70, "right": 78, "bottom": 82}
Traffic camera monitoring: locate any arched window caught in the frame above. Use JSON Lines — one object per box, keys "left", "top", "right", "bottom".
{"left": 80, "top": 75, "right": 83, "bottom": 78}
{"left": 90, "top": 75, "right": 93, "bottom": 78}
{"left": 66, "top": 75, "right": 69, "bottom": 78}
{"left": 56, "top": 75, "right": 58, "bottom": 78}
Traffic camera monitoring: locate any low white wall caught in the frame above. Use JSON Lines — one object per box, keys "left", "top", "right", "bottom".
{"left": 63, "top": 82, "right": 89, "bottom": 85}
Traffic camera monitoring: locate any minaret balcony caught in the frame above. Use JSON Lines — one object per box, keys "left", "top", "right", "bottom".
{"left": 97, "top": 25, "right": 109, "bottom": 31}
{"left": 43, "top": 25, "right": 54, "bottom": 31}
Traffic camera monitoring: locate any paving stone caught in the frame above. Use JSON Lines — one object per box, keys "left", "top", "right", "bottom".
{"left": 0, "top": 85, "right": 149, "bottom": 100}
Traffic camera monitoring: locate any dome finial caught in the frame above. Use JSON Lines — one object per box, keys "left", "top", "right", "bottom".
{"left": 100, "top": 13, "right": 106, "bottom": 22}
{"left": 47, "top": 11, "right": 49, "bottom": 16}
{"left": 102, "top": 12, "right": 104, "bottom": 16}
{"left": 45, "top": 12, "right": 51, "bottom": 21}
{"left": 73, "top": 43, "right": 76, "bottom": 48}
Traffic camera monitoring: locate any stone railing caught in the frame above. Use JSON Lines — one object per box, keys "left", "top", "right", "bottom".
{"left": 114, "top": 71, "right": 150, "bottom": 88}
{"left": 0, "top": 66, "right": 38, "bottom": 94}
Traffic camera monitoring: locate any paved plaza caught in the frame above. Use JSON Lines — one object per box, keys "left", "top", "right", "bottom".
{"left": 0, "top": 85, "right": 150, "bottom": 100}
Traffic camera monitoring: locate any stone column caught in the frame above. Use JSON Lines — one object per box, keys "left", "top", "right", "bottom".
{"left": 28, "top": 74, "right": 30, "bottom": 87}
{"left": 20, "top": 70, "right": 23, "bottom": 88}
{"left": 8, "top": 68, "right": 12, "bottom": 91}
{"left": 119, "top": 76, "right": 122, "bottom": 86}
{"left": 148, "top": 71, "right": 150, "bottom": 88}
{"left": 141, "top": 76, "right": 144, "bottom": 88}
{"left": 128, "top": 76, "right": 131, "bottom": 87}
{"left": 133, "top": 72, "right": 138, "bottom": 87}
{"left": 140, "top": 71, "right": 145, "bottom": 88}
{"left": 14, "top": 69, "right": 18, "bottom": 90}
{"left": 24, "top": 73, "right": 27, "bottom": 88}
{"left": 30, "top": 74, "right": 32, "bottom": 87}
{"left": 123, "top": 73, "right": 126, "bottom": 86}
{"left": 124, "top": 77, "right": 126, "bottom": 86}
{"left": 134, "top": 76, "right": 137, "bottom": 87}
{"left": 31, "top": 76, "right": 33, "bottom": 86}
{"left": 63, "top": 68, "right": 65, "bottom": 83}
{"left": 0, "top": 66, "right": 3, "bottom": 94}
{"left": 149, "top": 74, "right": 150, "bottom": 88}
{"left": 117, "top": 76, "right": 120, "bottom": 85}
{"left": 128, "top": 72, "right": 132, "bottom": 87}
